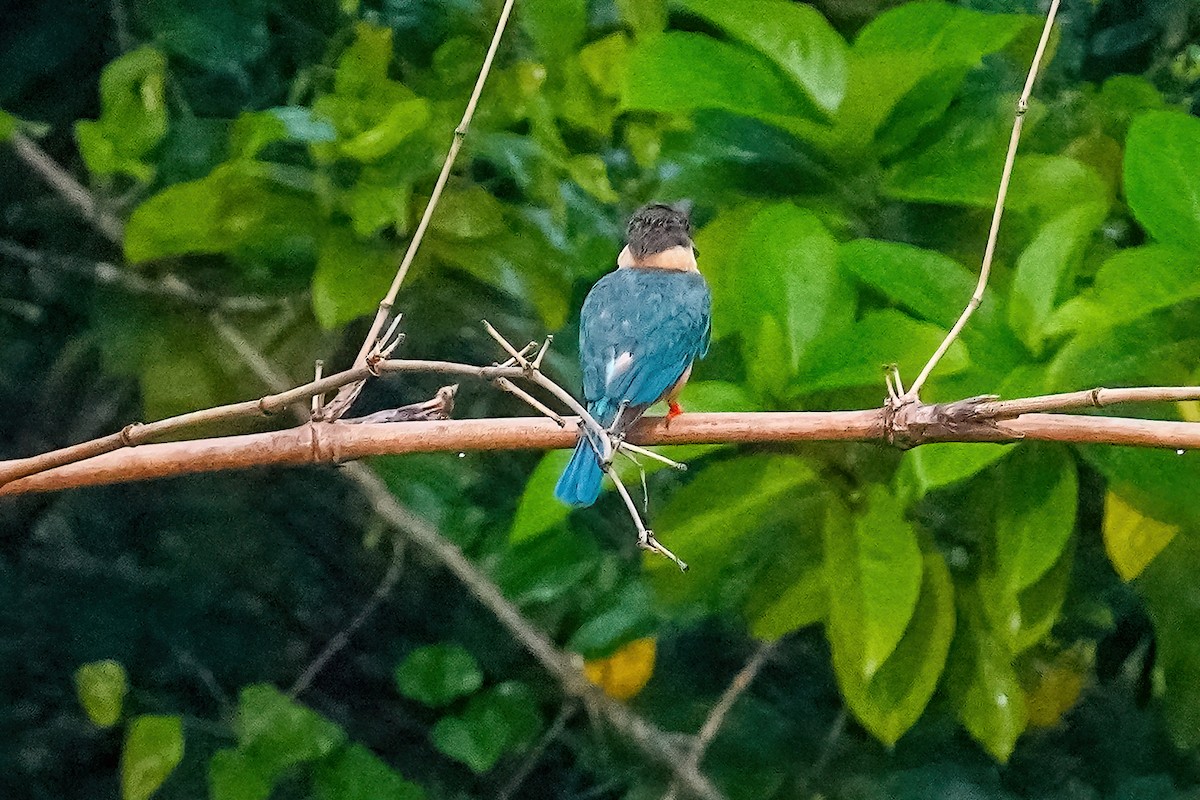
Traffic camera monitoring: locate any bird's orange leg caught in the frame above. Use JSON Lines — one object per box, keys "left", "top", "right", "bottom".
{"left": 667, "top": 400, "right": 684, "bottom": 425}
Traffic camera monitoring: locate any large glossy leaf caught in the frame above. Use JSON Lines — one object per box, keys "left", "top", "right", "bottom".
{"left": 645, "top": 454, "right": 818, "bottom": 611}
{"left": 677, "top": 0, "right": 848, "bottom": 113}
{"left": 831, "top": 542, "right": 956, "bottom": 746}
{"left": 982, "top": 535, "right": 1074, "bottom": 655}
{"left": 825, "top": 486, "right": 923, "bottom": 681}
{"left": 902, "top": 443, "right": 1013, "bottom": 495}
{"left": 836, "top": 2, "right": 1029, "bottom": 153}
{"left": 122, "top": 715, "right": 184, "bottom": 800}
{"left": 792, "top": 309, "right": 968, "bottom": 395}
{"left": 623, "top": 33, "right": 820, "bottom": 124}
{"left": 310, "top": 228, "right": 398, "bottom": 328}
{"left": 946, "top": 591, "right": 1026, "bottom": 762}
{"left": 1136, "top": 535, "right": 1200, "bottom": 748}
{"left": 993, "top": 446, "right": 1078, "bottom": 597}
{"left": 839, "top": 239, "right": 976, "bottom": 329}
{"left": 125, "top": 162, "right": 320, "bottom": 264}
{"left": 709, "top": 204, "right": 853, "bottom": 378}
{"left": 1048, "top": 245, "right": 1200, "bottom": 335}
{"left": 1007, "top": 203, "right": 1106, "bottom": 354}
{"left": 1124, "top": 111, "right": 1200, "bottom": 250}
{"left": 1082, "top": 445, "right": 1200, "bottom": 531}
{"left": 1046, "top": 310, "right": 1200, "bottom": 392}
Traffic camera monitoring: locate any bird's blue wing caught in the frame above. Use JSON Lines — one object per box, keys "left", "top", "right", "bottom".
{"left": 578, "top": 269, "right": 711, "bottom": 425}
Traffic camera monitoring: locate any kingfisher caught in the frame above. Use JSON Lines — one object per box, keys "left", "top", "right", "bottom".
{"left": 554, "top": 203, "right": 712, "bottom": 507}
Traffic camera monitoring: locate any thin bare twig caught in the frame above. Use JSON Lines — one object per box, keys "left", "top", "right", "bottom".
{"left": 290, "top": 532, "right": 408, "bottom": 697}
{"left": 976, "top": 385, "right": 1200, "bottom": 418}
{"left": 662, "top": 641, "right": 776, "bottom": 800}
{"left": 904, "top": 0, "right": 1062, "bottom": 399}
{"left": 0, "top": 240, "right": 280, "bottom": 312}
{"left": 9, "top": 133, "right": 125, "bottom": 245}
{"left": 324, "top": 0, "right": 519, "bottom": 420}
{"left": 496, "top": 702, "right": 578, "bottom": 800}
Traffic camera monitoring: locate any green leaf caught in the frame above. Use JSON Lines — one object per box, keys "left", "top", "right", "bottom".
{"left": 1048, "top": 245, "right": 1200, "bottom": 336}
{"left": 519, "top": 0, "right": 586, "bottom": 65}
{"left": 994, "top": 445, "right": 1078, "bottom": 597}
{"left": 1082, "top": 445, "right": 1200, "bottom": 531}
{"left": 313, "top": 744, "right": 426, "bottom": 800}
{"left": 209, "top": 750, "right": 270, "bottom": 800}
{"left": 792, "top": 309, "right": 969, "bottom": 395}
{"left": 982, "top": 535, "right": 1074, "bottom": 655}
{"left": 494, "top": 529, "right": 600, "bottom": 606}
{"left": 74, "top": 659, "right": 128, "bottom": 728}
{"left": 836, "top": 2, "right": 1029, "bottom": 153}
{"left": 339, "top": 98, "right": 430, "bottom": 162}
{"left": 230, "top": 107, "right": 337, "bottom": 159}
{"left": 311, "top": 228, "right": 397, "bottom": 328}
{"left": 831, "top": 541, "right": 956, "bottom": 746}
{"left": 429, "top": 186, "right": 505, "bottom": 240}
{"left": 143, "top": 0, "right": 269, "bottom": 72}
{"left": 569, "top": 580, "right": 656, "bottom": 658}
{"left": 0, "top": 109, "right": 15, "bottom": 142}
{"left": 623, "top": 33, "right": 819, "bottom": 125}
{"left": 121, "top": 715, "right": 184, "bottom": 800}
{"left": 75, "top": 47, "right": 168, "bottom": 180}
{"left": 1008, "top": 203, "right": 1106, "bottom": 353}
{"left": 235, "top": 684, "right": 346, "bottom": 779}
{"left": 713, "top": 204, "right": 853, "bottom": 377}
{"left": 1125, "top": 111, "right": 1200, "bottom": 250}
{"left": 677, "top": 0, "right": 848, "bottom": 113}
{"left": 946, "top": 591, "right": 1027, "bottom": 762}
{"left": 1137, "top": 534, "right": 1200, "bottom": 748}
{"left": 431, "top": 683, "right": 541, "bottom": 773}
{"left": 617, "top": 0, "right": 665, "bottom": 38}
{"left": 394, "top": 643, "right": 484, "bottom": 708}
{"left": 902, "top": 443, "right": 1013, "bottom": 495}
{"left": 1046, "top": 310, "right": 1200, "bottom": 392}
{"left": 825, "top": 486, "right": 924, "bottom": 681}
{"left": 509, "top": 450, "right": 574, "bottom": 544}
{"left": 646, "top": 455, "right": 818, "bottom": 611}
{"left": 839, "top": 240, "right": 976, "bottom": 329}
{"left": 124, "top": 162, "right": 320, "bottom": 264}
{"left": 747, "top": 546, "right": 827, "bottom": 640}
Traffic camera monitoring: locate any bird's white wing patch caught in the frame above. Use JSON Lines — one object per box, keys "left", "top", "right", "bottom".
{"left": 605, "top": 351, "right": 634, "bottom": 388}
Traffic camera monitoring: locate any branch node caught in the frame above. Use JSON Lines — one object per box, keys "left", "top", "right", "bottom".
{"left": 119, "top": 422, "right": 144, "bottom": 447}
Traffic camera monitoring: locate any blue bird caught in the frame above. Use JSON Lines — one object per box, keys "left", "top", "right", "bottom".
{"left": 555, "top": 203, "right": 712, "bottom": 507}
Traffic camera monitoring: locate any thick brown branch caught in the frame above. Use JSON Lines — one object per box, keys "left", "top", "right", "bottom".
{"left": 5, "top": 409, "right": 1199, "bottom": 497}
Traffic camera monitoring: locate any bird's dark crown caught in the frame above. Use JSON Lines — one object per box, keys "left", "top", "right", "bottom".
{"left": 626, "top": 203, "right": 692, "bottom": 258}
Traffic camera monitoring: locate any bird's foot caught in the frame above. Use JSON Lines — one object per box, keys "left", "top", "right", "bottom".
{"left": 666, "top": 401, "right": 684, "bottom": 427}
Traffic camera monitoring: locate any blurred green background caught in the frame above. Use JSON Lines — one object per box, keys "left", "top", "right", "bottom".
{"left": 4, "top": 0, "right": 1200, "bottom": 797}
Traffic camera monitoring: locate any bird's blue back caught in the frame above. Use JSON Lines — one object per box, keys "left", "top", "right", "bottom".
{"left": 578, "top": 267, "right": 711, "bottom": 427}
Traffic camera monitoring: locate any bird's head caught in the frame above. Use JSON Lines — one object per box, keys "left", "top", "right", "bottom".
{"left": 618, "top": 203, "right": 697, "bottom": 271}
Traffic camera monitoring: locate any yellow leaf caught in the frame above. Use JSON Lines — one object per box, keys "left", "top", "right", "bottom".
{"left": 1103, "top": 492, "right": 1179, "bottom": 581}
{"left": 1025, "top": 661, "right": 1086, "bottom": 728}
{"left": 583, "top": 638, "right": 656, "bottom": 701}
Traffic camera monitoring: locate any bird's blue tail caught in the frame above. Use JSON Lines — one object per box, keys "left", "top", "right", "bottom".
{"left": 554, "top": 436, "right": 605, "bottom": 507}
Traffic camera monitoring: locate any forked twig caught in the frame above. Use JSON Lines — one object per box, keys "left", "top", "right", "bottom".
{"left": 904, "top": 0, "right": 1062, "bottom": 400}
{"left": 323, "top": 0, "right": 518, "bottom": 420}
{"left": 662, "top": 641, "right": 776, "bottom": 800}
